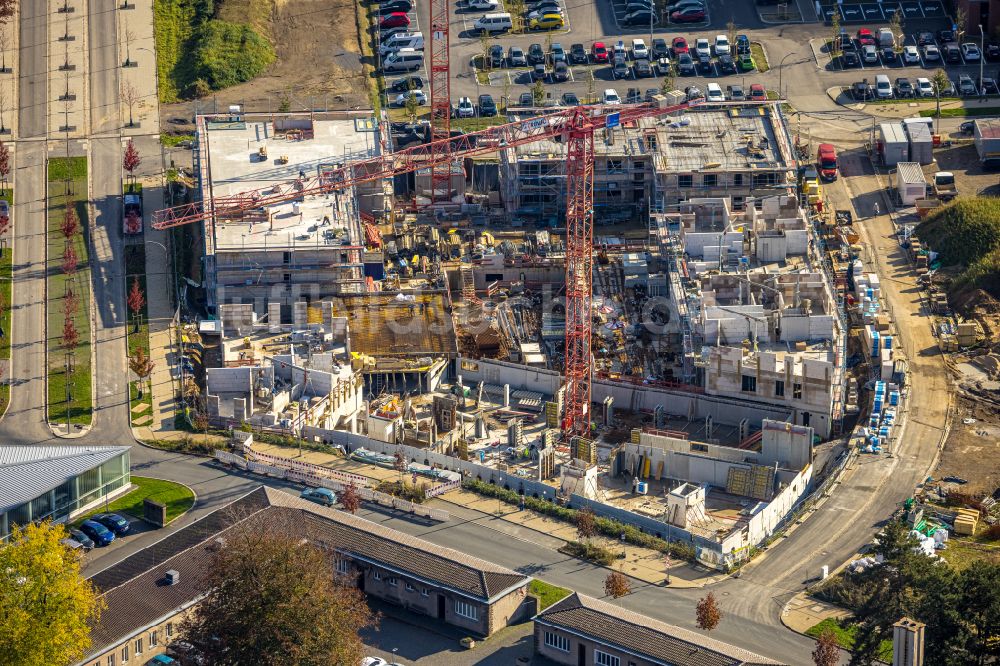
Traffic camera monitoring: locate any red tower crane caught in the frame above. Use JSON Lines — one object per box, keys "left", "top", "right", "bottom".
{"left": 428, "top": 0, "right": 451, "bottom": 203}
{"left": 152, "top": 100, "right": 691, "bottom": 438}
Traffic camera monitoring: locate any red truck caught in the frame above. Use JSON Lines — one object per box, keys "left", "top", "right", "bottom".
{"left": 817, "top": 143, "right": 838, "bottom": 181}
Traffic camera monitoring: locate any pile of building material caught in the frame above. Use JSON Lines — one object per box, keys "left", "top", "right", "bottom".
{"left": 953, "top": 507, "right": 980, "bottom": 535}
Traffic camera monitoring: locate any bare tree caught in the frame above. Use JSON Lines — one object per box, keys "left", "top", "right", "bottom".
{"left": 0, "top": 29, "right": 10, "bottom": 73}
{"left": 575, "top": 507, "right": 597, "bottom": 543}
{"left": 120, "top": 80, "right": 140, "bottom": 127}
{"left": 123, "top": 24, "right": 136, "bottom": 67}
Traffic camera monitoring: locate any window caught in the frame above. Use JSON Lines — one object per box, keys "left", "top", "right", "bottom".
{"left": 733, "top": 173, "right": 744, "bottom": 186}
{"left": 122, "top": 644, "right": 129, "bottom": 662}
{"left": 336, "top": 558, "right": 350, "bottom": 575}
{"left": 149, "top": 631, "right": 158, "bottom": 647}
{"left": 166, "top": 623, "right": 173, "bottom": 638}
{"left": 107, "top": 655, "right": 115, "bottom": 666}
{"left": 543, "top": 631, "right": 570, "bottom": 652}
{"left": 741, "top": 375, "right": 757, "bottom": 393}
{"left": 678, "top": 174, "right": 693, "bottom": 188}
{"left": 793, "top": 383, "right": 802, "bottom": 399}
{"left": 606, "top": 159, "right": 623, "bottom": 173}
{"left": 775, "top": 380, "right": 785, "bottom": 397}
{"left": 135, "top": 638, "right": 143, "bottom": 655}
{"left": 373, "top": 570, "right": 382, "bottom": 581}
{"left": 421, "top": 588, "right": 430, "bottom": 597}
{"left": 702, "top": 174, "right": 718, "bottom": 187}
{"left": 454, "top": 600, "right": 479, "bottom": 620}
{"left": 595, "top": 650, "right": 620, "bottom": 666}
{"left": 405, "top": 582, "right": 415, "bottom": 592}
{"left": 387, "top": 576, "right": 398, "bottom": 587}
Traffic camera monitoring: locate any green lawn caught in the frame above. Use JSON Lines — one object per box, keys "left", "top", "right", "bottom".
{"left": 452, "top": 115, "right": 507, "bottom": 132}
{"left": 0, "top": 187, "right": 12, "bottom": 415}
{"left": 918, "top": 106, "right": 1000, "bottom": 118}
{"left": 750, "top": 43, "right": 769, "bottom": 73}
{"left": 125, "top": 243, "right": 152, "bottom": 426}
{"left": 47, "top": 158, "right": 92, "bottom": 426}
{"left": 806, "top": 618, "right": 892, "bottom": 662}
{"left": 529, "top": 579, "right": 571, "bottom": 610}
{"left": 75, "top": 476, "right": 195, "bottom": 525}
{"left": 159, "top": 132, "right": 194, "bottom": 147}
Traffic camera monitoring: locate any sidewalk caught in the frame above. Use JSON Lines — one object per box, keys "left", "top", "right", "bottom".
{"left": 117, "top": 0, "right": 160, "bottom": 135}
{"left": 249, "top": 442, "right": 721, "bottom": 588}
{"left": 781, "top": 592, "right": 852, "bottom": 635}
{"left": 48, "top": 0, "right": 89, "bottom": 136}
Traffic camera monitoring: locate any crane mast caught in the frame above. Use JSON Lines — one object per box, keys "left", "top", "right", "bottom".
{"left": 429, "top": 0, "right": 451, "bottom": 203}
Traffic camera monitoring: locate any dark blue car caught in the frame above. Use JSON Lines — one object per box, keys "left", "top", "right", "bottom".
{"left": 79, "top": 519, "right": 115, "bottom": 546}
{"left": 93, "top": 512, "right": 131, "bottom": 536}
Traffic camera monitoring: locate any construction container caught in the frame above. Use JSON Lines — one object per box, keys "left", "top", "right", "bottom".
{"left": 973, "top": 118, "right": 1000, "bottom": 165}
{"left": 896, "top": 162, "right": 928, "bottom": 204}
{"left": 879, "top": 123, "right": 909, "bottom": 166}
{"left": 906, "top": 123, "right": 934, "bottom": 164}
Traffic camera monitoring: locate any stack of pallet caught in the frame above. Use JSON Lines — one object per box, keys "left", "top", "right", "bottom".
{"left": 954, "top": 507, "right": 980, "bottom": 536}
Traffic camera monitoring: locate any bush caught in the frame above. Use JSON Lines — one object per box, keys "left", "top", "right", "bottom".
{"left": 376, "top": 480, "right": 427, "bottom": 504}
{"left": 562, "top": 540, "right": 616, "bottom": 565}
{"left": 190, "top": 20, "right": 275, "bottom": 90}
{"left": 917, "top": 198, "right": 1000, "bottom": 296}
{"left": 462, "top": 479, "right": 696, "bottom": 561}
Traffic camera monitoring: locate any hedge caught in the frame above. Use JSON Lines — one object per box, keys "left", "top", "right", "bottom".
{"left": 463, "top": 479, "right": 695, "bottom": 561}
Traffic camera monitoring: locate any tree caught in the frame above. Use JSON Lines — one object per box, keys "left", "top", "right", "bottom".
{"left": 123, "top": 23, "right": 135, "bottom": 67}
{"left": 930, "top": 69, "right": 951, "bottom": 133}
{"left": 726, "top": 19, "right": 737, "bottom": 54}
{"left": 393, "top": 448, "right": 407, "bottom": 484}
{"left": 830, "top": 11, "right": 841, "bottom": 57}
{"left": 0, "top": 521, "right": 105, "bottom": 666}
{"left": 61, "top": 244, "right": 78, "bottom": 274}
{"left": 60, "top": 204, "right": 79, "bottom": 239}
{"left": 127, "top": 278, "right": 145, "bottom": 332}
{"left": 957, "top": 561, "right": 1000, "bottom": 664}
{"left": 128, "top": 346, "right": 155, "bottom": 398}
{"left": 660, "top": 62, "right": 675, "bottom": 95}
{"left": 812, "top": 627, "right": 840, "bottom": 666}
{"left": 181, "top": 513, "right": 375, "bottom": 665}
{"left": 404, "top": 91, "right": 419, "bottom": 123}
{"left": 122, "top": 139, "right": 141, "bottom": 187}
{"left": 604, "top": 570, "right": 631, "bottom": 599}
{"left": 62, "top": 318, "right": 79, "bottom": 351}
{"left": 479, "top": 30, "right": 491, "bottom": 70}
{"left": 120, "top": 80, "right": 140, "bottom": 127}
{"left": 0, "top": 29, "right": 9, "bottom": 74}
{"left": 575, "top": 507, "right": 596, "bottom": 543}
{"left": 695, "top": 592, "right": 722, "bottom": 632}
{"left": 0, "top": 139, "right": 9, "bottom": 190}
{"left": 955, "top": 5, "right": 967, "bottom": 45}
{"left": 888, "top": 9, "right": 904, "bottom": 51}
{"left": 339, "top": 482, "right": 361, "bottom": 515}
{"left": 63, "top": 286, "right": 78, "bottom": 316}
{"left": 0, "top": 0, "right": 13, "bottom": 26}
{"left": 531, "top": 78, "right": 546, "bottom": 106}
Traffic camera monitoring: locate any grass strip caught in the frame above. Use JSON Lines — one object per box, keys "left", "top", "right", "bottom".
{"left": 74, "top": 476, "right": 195, "bottom": 525}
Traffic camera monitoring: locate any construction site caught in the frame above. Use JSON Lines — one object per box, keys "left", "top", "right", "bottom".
{"left": 155, "top": 89, "right": 884, "bottom": 569}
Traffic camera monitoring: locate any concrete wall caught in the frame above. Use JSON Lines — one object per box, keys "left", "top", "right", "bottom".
{"left": 744, "top": 462, "right": 813, "bottom": 550}
{"left": 760, "top": 420, "right": 814, "bottom": 470}
{"left": 624, "top": 439, "right": 754, "bottom": 488}
{"left": 456, "top": 357, "right": 561, "bottom": 396}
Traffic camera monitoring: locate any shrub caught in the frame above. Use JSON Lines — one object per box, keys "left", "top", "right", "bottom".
{"left": 376, "top": 480, "right": 427, "bottom": 504}
{"left": 191, "top": 20, "right": 275, "bottom": 90}
{"left": 562, "top": 540, "right": 615, "bottom": 565}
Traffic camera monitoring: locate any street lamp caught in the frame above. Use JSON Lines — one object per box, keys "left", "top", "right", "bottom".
{"left": 980, "top": 25, "right": 985, "bottom": 100}
{"left": 777, "top": 52, "right": 798, "bottom": 100}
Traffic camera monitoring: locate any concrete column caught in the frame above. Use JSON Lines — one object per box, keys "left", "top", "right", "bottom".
{"left": 503, "top": 383, "right": 510, "bottom": 408}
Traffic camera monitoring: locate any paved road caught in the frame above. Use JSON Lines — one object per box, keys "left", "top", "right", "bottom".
{"left": 16, "top": 0, "right": 46, "bottom": 139}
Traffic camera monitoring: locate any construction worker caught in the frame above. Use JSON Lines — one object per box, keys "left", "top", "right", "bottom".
{"left": 873, "top": 201, "right": 880, "bottom": 218}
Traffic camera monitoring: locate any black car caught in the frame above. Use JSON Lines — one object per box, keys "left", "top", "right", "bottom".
{"left": 532, "top": 63, "right": 547, "bottom": 80}
{"left": 881, "top": 47, "right": 896, "bottom": 63}
{"left": 842, "top": 50, "right": 860, "bottom": 67}
{"left": 93, "top": 512, "right": 130, "bottom": 536}
{"left": 552, "top": 61, "right": 569, "bottom": 81}
{"left": 390, "top": 76, "right": 423, "bottom": 93}
{"left": 626, "top": 87, "right": 643, "bottom": 103}
{"left": 380, "top": 0, "right": 413, "bottom": 13}
{"left": 677, "top": 53, "right": 695, "bottom": 75}
{"left": 987, "top": 44, "right": 1000, "bottom": 62}
{"left": 944, "top": 44, "right": 962, "bottom": 64}
{"left": 634, "top": 59, "right": 653, "bottom": 78}
{"left": 621, "top": 9, "right": 656, "bottom": 26}
{"left": 917, "top": 31, "right": 935, "bottom": 46}
{"left": 561, "top": 91, "right": 580, "bottom": 105}
{"left": 518, "top": 91, "right": 534, "bottom": 106}
{"left": 569, "top": 43, "right": 588, "bottom": 63}
{"left": 717, "top": 54, "right": 736, "bottom": 74}
{"left": 852, "top": 79, "right": 872, "bottom": 100}
{"left": 68, "top": 528, "right": 95, "bottom": 550}
{"left": 624, "top": 0, "right": 654, "bottom": 14}
{"left": 937, "top": 29, "right": 955, "bottom": 44}
{"left": 978, "top": 77, "right": 999, "bottom": 95}
{"left": 528, "top": 43, "right": 545, "bottom": 64}
{"left": 508, "top": 46, "right": 527, "bottom": 67}
{"left": 488, "top": 44, "right": 504, "bottom": 67}
{"left": 895, "top": 77, "right": 913, "bottom": 97}
{"left": 478, "top": 93, "right": 497, "bottom": 115}
{"left": 651, "top": 38, "right": 669, "bottom": 59}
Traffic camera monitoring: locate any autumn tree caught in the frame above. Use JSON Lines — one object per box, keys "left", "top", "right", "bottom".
{"left": 812, "top": 627, "right": 840, "bottom": 666}
{"left": 62, "top": 244, "right": 78, "bottom": 274}
{"left": 0, "top": 521, "right": 105, "bottom": 666}
{"left": 695, "top": 591, "right": 722, "bottom": 632}
{"left": 122, "top": 139, "right": 140, "bottom": 187}
{"left": 0, "top": 0, "right": 13, "bottom": 27}
{"left": 575, "top": 507, "right": 597, "bottom": 543}
{"left": 63, "top": 318, "right": 79, "bottom": 351}
{"left": 0, "top": 139, "right": 10, "bottom": 190}
{"left": 604, "top": 570, "right": 631, "bottom": 599}
{"left": 63, "top": 286, "right": 78, "bottom": 316}
{"left": 127, "top": 278, "right": 145, "bottom": 332}
{"left": 61, "top": 203, "right": 79, "bottom": 238}
{"left": 128, "top": 346, "right": 155, "bottom": 397}
{"left": 393, "top": 449, "right": 407, "bottom": 484}
{"left": 339, "top": 482, "right": 361, "bottom": 514}
{"left": 181, "top": 512, "right": 375, "bottom": 665}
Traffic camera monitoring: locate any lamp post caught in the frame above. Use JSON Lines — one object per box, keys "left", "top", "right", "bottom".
{"left": 980, "top": 25, "right": 985, "bottom": 100}
{"left": 777, "top": 52, "right": 798, "bottom": 100}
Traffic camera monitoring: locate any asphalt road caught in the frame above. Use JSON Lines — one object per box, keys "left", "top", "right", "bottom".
{"left": 16, "top": 0, "right": 46, "bottom": 139}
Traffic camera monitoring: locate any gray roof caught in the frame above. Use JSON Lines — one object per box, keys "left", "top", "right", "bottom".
{"left": 0, "top": 446, "right": 130, "bottom": 515}
{"left": 535, "top": 593, "right": 785, "bottom": 666}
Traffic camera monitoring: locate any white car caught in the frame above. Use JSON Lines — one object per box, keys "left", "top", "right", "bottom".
{"left": 466, "top": 0, "right": 498, "bottom": 9}
{"left": 706, "top": 82, "right": 725, "bottom": 102}
{"left": 961, "top": 43, "right": 981, "bottom": 61}
{"left": 902, "top": 45, "right": 920, "bottom": 64}
{"left": 631, "top": 38, "right": 648, "bottom": 60}
{"left": 694, "top": 38, "right": 711, "bottom": 62}
{"left": 603, "top": 88, "right": 621, "bottom": 104}
{"left": 395, "top": 89, "right": 427, "bottom": 106}
{"left": 922, "top": 44, "right": 940, "bottom": 61}
{"left": 361, "top": 659, "right": 388, "bottom": 666}
{"left": 714, "top": 34, "right": 730, "bottom": 56}
{"left": 916, "top": 77, "right": 934, "bottom": 97}
{"left": 456, "top": 96, "right": 475, "bottom": 117}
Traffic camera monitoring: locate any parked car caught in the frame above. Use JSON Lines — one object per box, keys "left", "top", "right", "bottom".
{"left": 749, "top": 83, "right": 766, "bottom": 101}
{"left": 631, "top": 38, "right": 649, "bottom": 60}
{"left": 861, "top": 44, "right": 878, "bottom": 64}
{"left": 881, "top": 47, "right": 896, "bottom": 64}
{"left": 916, "top": 31, "right": 935, "bottom": 46}
{"left": 552, "top": 61, "right": 569, "bottom": 81}
{"left": 380, "top": 0, "right": 413, "bottom": 14}
{"left": 902, "top": 45, "right": 920, "bottom": 64}
{"left": 676, "top": 53, "right": 695, "bottom": 75}
{"left": 592, "top": 41, "right": 609, "bottom": 62}
{"left": 915, "top": 77, "right": 933, "bottom": 97}
{"left": 456, "top": 96, "right": 475, "bottom": 118}
{"left": 561, "top": 91, "right": 580, "bottom": 105}
{"left": 714, "top": 34, "right": 730, "bottom": 56}
{"left": 986, "top": 43, "right": 1000, "bottom": 62}
{"left": 570, "top": 42, "right": 588, "bottom": 63}
{"left": 737, "top": 53, "right": 755, "bottom": 71}
{"left": 518, "top": 92, "right": 534, "bottom": 106}
{"left": 922, "top": 44, "right": 940, "bottom": 62}
{"left": 670, "top": 7, "right": 705, "bottom": 22}
{"left": 389, "top": 75, "right": 423, "bottom": 93}
{"left": 467, "top": 0, "right": 498, "bottom": 8}
{"left": 842, "top": 49, "right": 860, "bottom": 68}
{"left": 612, "top": 57, "right": 630, "bottom": 79}
{"left": 634, "top": 59, "right": 652, "bottom": 77}
{"left": 603, "top": 88, "right": 622, "bottom": 104}
{"left": 736, "top": 34, "right": 750, "bottom": 55}
{"left": 488, "top": 44, "right": 504, "bottom": 67}
{"left": 727, "top": 83, "right": 745, "bottom": 101}
{"left": 528, "top": 13, "right": 563, "bottom": 30}
{"left": 78, "top": 519, "right": 115, "bottom": 546}
{"left": 531, "top": 62, "right": 547, "bottom": 80}
{"left": 706, "top": 82, "right": 725, "bottom": 102}
{"left": 717, "top": 54, "right": 736, "bottom": 74}
{"left": 937, "top": 29, "right": 955, "bottom": 44}
{"left": 550, "top": 42, "right": 566, "bottom": 63}
{"left": 962, "top": 43, "right": 981, "bottom": 61}
{"left": 68, "top": 528, "right": 95, "bottom": 550}
{"left": 622, "top": 9, "right": 657, "bottom": 26}
{"left": 301, "top": 487, "right": 337, "bottom": 506}
{"left": 958, "top": 74, "right": 978, "bottom": 96}
{"left": 508, "top": 46, "right": 527, "bottom": 66}
{"left": 394, "top": 89, "right": 427, "bottom": 106}
{"left": 145, "top": 656, "right": 177, "bottom": 666}
{"left": 528, "top": 43, "right": 545, "bottom": 64}
{"left": 665, "top": 0, "right": 702, "bottom": 12}
{"left": 817, "top": 143, "right": 838, "bottom": 180}
{"left": 874, "top": 74, "right": 893, "bottom": 98}
{"left": 651, "top": 38, "right": 669, "bottom": 59}
{"left": 944, "top": 43, "right": 962, "bottom": 64}
{"left": 852, "top": 79, "right": 873, "bottom": 100}
{"left": 895, "top": 77, "right": 914, "bottom": 97}
{"left": 856, "top": 28, "right": 875, "bottom": 46}
{"left": 379, "top": 12, "right": 410, "bottom": 29}
{"left": 979, "top": 76, "right": 999, "bottom": 95}
{"left": 93, "top": 513, "right": 131, "bottom": 536}
{"left": 694, "top": 38, "right": 711, "bottom": 62}
{"left": 478, "top": 93, "right": 497, "bottom": 115}
{"left": 527, "top": 3, "right": 562, "bottom": 18}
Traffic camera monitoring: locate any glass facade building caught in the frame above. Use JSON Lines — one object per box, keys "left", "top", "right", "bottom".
{"left": 0, "top": 447, "right": 131, "bottom": 539}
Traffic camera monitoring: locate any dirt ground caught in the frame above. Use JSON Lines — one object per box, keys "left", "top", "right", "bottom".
{"left": 160, "top": 0, "right": 370, "bottom": 130}
{"left": 938, "top": 383, "right": 1000, "bottom": 499}
{"left": 928, "top": 142, "right": 1000, "bottom": 199}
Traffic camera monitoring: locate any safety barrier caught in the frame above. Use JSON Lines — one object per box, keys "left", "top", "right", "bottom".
{"left": 425, "top": 479, "right": 461, "bottom": 498}
{"left": 244, "top": 444, "right": 370, "bottom": 487}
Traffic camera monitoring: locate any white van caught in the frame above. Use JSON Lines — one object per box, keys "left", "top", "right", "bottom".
{"left": 875, "top": 74, "right": 893, "bottom": 99}
{"left": 379, "top": 32, "right": 424, "bottom": 56}
{"left": 382, "top": 48, "right": 424, "bottom": 73}
{"left": 706, "top": 82, "right": 725, "bottom": 103}
{"left": 473, "top": 13, "right": 512, "bottom": 34}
